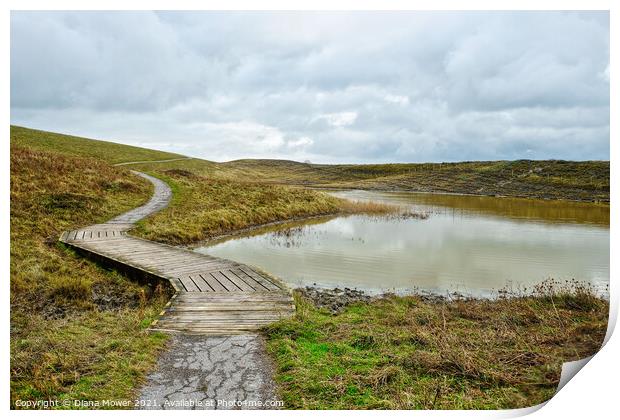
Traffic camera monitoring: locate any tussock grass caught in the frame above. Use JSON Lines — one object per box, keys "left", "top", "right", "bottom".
{"left": 263, "top": 280, "right": 608, "bottom": 409}
{"left": 10, "top": 139, "right": 171, "bottom": 407}
{"left": 338, "top": 200, "right": 399, "bottom": 215}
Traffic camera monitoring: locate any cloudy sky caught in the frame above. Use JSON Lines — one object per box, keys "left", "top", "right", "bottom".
{"left": 11, "top": 11, "right": 609, "bottom": 163}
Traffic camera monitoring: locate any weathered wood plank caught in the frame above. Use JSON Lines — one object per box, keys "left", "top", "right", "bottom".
{"left": 230, "top": 267, "right": 272, "bottom": 291}
{"left": 173, "top": 293, "right": 293, "bottom": 302}
{"left": 198, "top": 274, "right": 226, "bottom": 292}
{"left": 166, "top": 305, "right": 295, "bottom": 312}
{"left": 189, "top": 274, "right": 213, "bottom": 292}
{"left": 222, "top": 269, "right": 256, "bottom": 291}
{"left": 240, "top": 267, "right": 283, "bottom": 291}
{"left": 179, "top": 276, "right": 200, "bottom": 292}
{"left": 162, "top": 262, "right": 230, "bottom": 273}
{"left": 210, "top": 271, "right": 243, "bottom": 292}
{"left": 161, "top": 311, "right": 288, "bottom": 319}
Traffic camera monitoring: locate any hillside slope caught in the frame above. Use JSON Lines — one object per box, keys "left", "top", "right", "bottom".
{"left": 131, "top": 158, "right": 610, "bottom": 202}
{"left": 10, "top": 125, "right": 185, "bottom": 164}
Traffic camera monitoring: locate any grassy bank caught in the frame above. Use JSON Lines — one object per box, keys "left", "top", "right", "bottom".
{"left": 10, "top": 131, "right": 171, "bottom": 407}
{"left": 314, "top": 160, "right": 610, "bottom": 202}
{"left": 264, "top": 283, "right": 608, "bottom": 409}
{"left": 132, "top": 169, "right": 399, "bottom": 245}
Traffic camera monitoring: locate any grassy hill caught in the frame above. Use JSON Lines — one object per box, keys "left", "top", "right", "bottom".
{"left": 10, "top": 125, "right": 185, "bottom": 164}
{"left": 220, "top": 160, "right": 610, "bottom": 202}
{"left": 131, "top": 157, "right": 610, "bottom": 203}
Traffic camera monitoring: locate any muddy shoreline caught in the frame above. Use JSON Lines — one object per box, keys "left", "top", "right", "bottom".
{"left": 294, "top": 279, "right": 610, "bottom": 314}
{"left": 296, "top": 286, "right": 467, "bottom": 314}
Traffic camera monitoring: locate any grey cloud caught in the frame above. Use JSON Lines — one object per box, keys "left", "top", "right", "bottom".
{"left": 11, "top": 11, "right": 609, "bottom": 163}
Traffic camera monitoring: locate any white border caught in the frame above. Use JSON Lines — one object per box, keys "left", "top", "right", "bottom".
{"left": 3, "top": 1, "right": 616, "bottom": 419}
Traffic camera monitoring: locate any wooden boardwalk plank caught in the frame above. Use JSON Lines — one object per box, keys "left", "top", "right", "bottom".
{"left": 59, "top": 170, "right": 294, "bottom": 335}
{"left": 179, "top": 276, "right": 200, "bottom": 292}
{"left": 230, "top": 268, "right": 270, "bottom": 291}
{"left": 199, "top": 274, "right": 227, "bottom": 292}
{"left": 209, "top": 271, "right": 242, "bottom": 292}
{"left": 240, "top": 267, "right": 283, "bottom": 291}
{"left": 189, "top": 274, "right": 214, "bottom": 292}
{"left": 221, "top": 270, "right": 256, "bottom": 291}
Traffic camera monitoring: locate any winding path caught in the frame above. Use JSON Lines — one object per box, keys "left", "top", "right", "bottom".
{"left": 60, "top": 171, "right": 295, "bottom": 335}
{"left": 60, "top": 170, "right": 293, "bottom": 409}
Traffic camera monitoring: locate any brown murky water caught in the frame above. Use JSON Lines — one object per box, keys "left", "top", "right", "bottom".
{"left": 195, "top": 191, "right": 609, "bottom": 297}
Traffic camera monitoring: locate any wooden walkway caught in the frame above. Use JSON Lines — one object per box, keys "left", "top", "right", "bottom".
{"left": 60, "top": 171, "right": 294, "bottom": 335}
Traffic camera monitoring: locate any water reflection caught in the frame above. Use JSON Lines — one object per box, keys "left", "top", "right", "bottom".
{"left": 195, "top": 191, "right": 609, "bottom": 298}
{"left": 329, "top": 190, "right": 610, "bottom": 227}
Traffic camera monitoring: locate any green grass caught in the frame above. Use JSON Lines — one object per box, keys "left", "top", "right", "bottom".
{"left": 11, "top": 125, "right": 185, "bottom": 164}
{"left": 10, "top": 132, "right": 172, "bottom": 408}
{"left": 264, "top": 283, "right": 608, "bottom": 409}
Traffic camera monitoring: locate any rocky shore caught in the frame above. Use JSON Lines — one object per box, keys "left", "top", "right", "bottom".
{"left": 295, "top": 286, "right": 373, "bottom": 314}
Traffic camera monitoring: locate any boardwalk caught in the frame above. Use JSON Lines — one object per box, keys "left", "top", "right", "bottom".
{"left": 60, "top": 171, "right": 294, "bottom": 335}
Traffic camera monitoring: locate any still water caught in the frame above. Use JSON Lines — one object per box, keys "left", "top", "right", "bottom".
{"left": 195, "top": 191, "right": 609, "bottom": 297}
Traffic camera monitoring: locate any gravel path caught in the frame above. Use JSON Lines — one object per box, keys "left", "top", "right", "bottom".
{"left": 137, "top": 334, "right": 281, "bottom": 410}
{"left": 107, "top": 171, "right": 172, "bottom": 225}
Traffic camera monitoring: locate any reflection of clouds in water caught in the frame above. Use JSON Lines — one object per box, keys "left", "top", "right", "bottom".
{"left": 382, "top": 239, "right": 407, "bottom": 251}
{"left": 329, "top": 190, "right": 610, "bottom": 227}
{"left": 202, "top": 192, "right": 609, "bottom": 297}
{"left": 326, "top": 217, "right": 357, "bottom": 236}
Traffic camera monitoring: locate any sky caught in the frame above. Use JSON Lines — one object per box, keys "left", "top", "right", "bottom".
{"left": 10, "top": 11, "right": 610, "bottom": 163}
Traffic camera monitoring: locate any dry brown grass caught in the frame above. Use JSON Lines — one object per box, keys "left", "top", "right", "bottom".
{"left": 264, "top": 280, "right": 608, "bottom": 409}
{"left": 338, "top": 200, "right": 400, "bottom": 214}
{"left": 10, "top": 144, "right": 170, "bottom": 407}
{"left": 132, "top": 169, "right": 424, "bottom": 245}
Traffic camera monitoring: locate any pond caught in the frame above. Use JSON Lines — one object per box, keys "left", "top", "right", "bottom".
{"left": 194, "top": 191, "right": 609, "bottom": 298}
